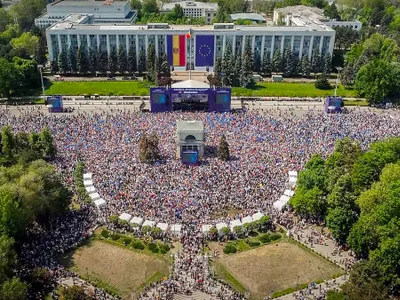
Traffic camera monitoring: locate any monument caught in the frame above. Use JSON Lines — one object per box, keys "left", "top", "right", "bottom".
{"left": 176, "top": 120, "right": 204, "bottom": 164}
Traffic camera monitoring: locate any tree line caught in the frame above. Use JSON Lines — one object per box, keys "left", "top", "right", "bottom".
{"left": 290, "top": 137, "right": 400, "bottom": 298}
{"left": 0, "top": 126, "right": 70, "bottom": 299}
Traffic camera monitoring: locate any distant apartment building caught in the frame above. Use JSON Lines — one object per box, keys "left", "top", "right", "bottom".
{"left": 35, "top": 0, "right": 136, "bottom": 28}
{"left": 161, "top": 1, "right": 218, "bottom": 24}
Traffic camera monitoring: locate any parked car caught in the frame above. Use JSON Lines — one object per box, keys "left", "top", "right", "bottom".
{"left": 107, "top": 77, "right": 116, "bottom": 81}
{"left": 54, "top": 75, "right": 64, "bottom": 81}
{"left": 252, "top": 74, "right": 264, "bottom": 82}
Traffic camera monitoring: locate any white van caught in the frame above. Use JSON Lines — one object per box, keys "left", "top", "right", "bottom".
{"left": 252, "top": 74, "right": 264, "bottom": 82}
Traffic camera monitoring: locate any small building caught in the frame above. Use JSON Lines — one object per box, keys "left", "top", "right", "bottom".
{"left": 161, "top": 1, "right": 218, "bottom": 24}
{"left": 176, "top": 120, "right": 205, "bottom": 159}
{"left": 230, "top": 13, "right": 266, "bottom": 24}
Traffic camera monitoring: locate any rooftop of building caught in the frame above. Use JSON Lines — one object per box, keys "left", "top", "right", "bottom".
{"left": 48, "top": 19, "right": 334, "bottom": 32}
{"left": 176, "top": 120, "right": 204, "bottom": 133}
{"left": 162, "top": 1, "right": 218, "bottom": 11}
{"left": 49, "top": 0, "right": 128, "bottom": 8}
{"left": 230, "top": 13, "right": 266, "bottom": 22}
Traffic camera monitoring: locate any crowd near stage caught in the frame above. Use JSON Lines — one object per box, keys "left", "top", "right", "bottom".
{"left": 150, "top": 80, "right": 231, "bottom": 113}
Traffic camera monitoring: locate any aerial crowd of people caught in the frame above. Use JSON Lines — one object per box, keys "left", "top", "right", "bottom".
{"left": 1, "top": 105, "right": 400, "bottom": 299}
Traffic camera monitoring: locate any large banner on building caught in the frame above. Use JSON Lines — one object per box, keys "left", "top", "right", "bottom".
{"left": 195, "top": 35, "right": 214, "bottom": 66}
{"left": 167, "top": 35, "right": 186, "bottom": 66}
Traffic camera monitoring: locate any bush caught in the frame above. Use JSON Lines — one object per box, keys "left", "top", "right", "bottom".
{"left": 270, "top": 233, "right": 281, "bottom": 241}
{"left": 247, "top": 240, "right": 261, "bottom": 247}
{"left": 259, "top": 234, "right": 271, "bottom": 243}
{"left": 122, "top": 237, "right": 131, "bottom": 245}
{"left": 223, "top": 244, "right": 237, "bottom": 254}
{"left": 111, "top": 233, "right": 121, "bottom": 241}
{"left": 132, "top": 241, "right": 145, "bottom": 250}
{"left": 314, "top": 77, "right": 332, "bottom": 90}
{"left": 160, "top": 243, "right": 170, "bottom": 252}
{"left": 148, "top": 243, "right": 159, "bottom": 253}
{"left": 101, "top": 229, "right": 110, "bottom": 239}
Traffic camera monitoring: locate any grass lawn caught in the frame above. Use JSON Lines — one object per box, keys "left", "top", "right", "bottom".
{"left": 232, "top": 83, "right": 357, "bottom": 98}
{"left": 46, "top": 81, "right": 358, "bottom": 98}
{"left": 210, "top": 240, "right": 344, "bottom": 300}
{"left": 59, "top": 239, "right": 170, "bottom": 299}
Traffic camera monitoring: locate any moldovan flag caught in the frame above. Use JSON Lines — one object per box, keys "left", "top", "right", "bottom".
{"left": 167, "top": 35, "right": 186, "bottom": 67}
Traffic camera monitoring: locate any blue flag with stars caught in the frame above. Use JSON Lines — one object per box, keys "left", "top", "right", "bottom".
{"left": 195, "top": 35, "right": 214, "bottom": 66}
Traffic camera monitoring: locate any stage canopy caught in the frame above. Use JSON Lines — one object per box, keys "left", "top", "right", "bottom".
{"left": 273, "top": 200, "right": 286, "bottom": 211}
{"left": 85, "top": 186, "right": 96, "bottom": 194}
{"left": 84, "top": 179, "right": 93, "bottom": 187}
{"left": 119, "top": 212, "right": 132, "bottom": 222}
{"left": 202, "top": 224, "right": 212, "bottom": 234}
{"left": 242, "top": 216, "right": 253, "bottom": 224}
{"left": 284, "top": 189, "right": 295, "bottom": 197}
{"left": 130, "top": 217, "right": 144, "bottom": 226}
{"left": 157, "top": 222, "right": 169, "bottom": 232}
{"left": 171, "top": 224, "right": 182, "bottom": 235}
{"left": 252, "top": 212, "right": 264, "bottom": 221}
{"left": 216, "top": 222, "right": 228, "bottom": 234}
{"left": 230, "top": 219, "right": 242, "bottom": 230}
{"left": 94, "top": 199, "right": 106, "bottom": 209}
{"left": 83, "top": 173, "right": 92, "bottom": 180}
{"left": 89, "top": 192, "right": 101, "bottom": 201}
{"left": 142, "top": 220, "right": 155, "bottom": 228}
{"left": 171, "top": 79, "right": 209, "bottom": 88}
{"left": 279, "top": 195, "right": 290, "bottom": 204}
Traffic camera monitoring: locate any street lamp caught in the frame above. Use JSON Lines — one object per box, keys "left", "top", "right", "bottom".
{"left": 334, "top": 66, "right": 343, "bottom": 98}
{"left": 37, "top": 64, "right": 45, "bottom": 100}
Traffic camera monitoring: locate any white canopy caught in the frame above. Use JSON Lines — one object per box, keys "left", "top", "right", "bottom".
{"left": 216, "top": 222, "right": 228, "bottom": 232}
{"left": 156, "top": 222, "right": 169, "bottom": 231}
{"left": 84, "top": 179, "right": 94, "bottom": 187}
{"left": 284, "top": 189, "right": 295, "bottom": 197}
{"left": 94, "top": 198, "right": 106, "bottom": 209}
{"left": 288, "top": 170, "right": 298, "bottom": 178}
{"left": 201, "top": 224, "right": 212, "bottom": 234}
{"left": 171, "top": 79, "right": 209, "bottom": 88}
{"left": 241, "top": 216, "right": 253, "bottom": 224}
{"left": 142, "top": 220, "right": 155, "bottom": 228}
{"left": 230, "top": 219, "right": 242, "bottom": 230}
{"left": 85, "top": 186, "right": 96, "bottom": 194}
{"left": 89, "top": 192, "right": 101, "bottom": 201}
{"left": 273, "top": 200, "right": 286, "bottom": 211}
{"left": 279, "top": 194, "right": 291, "bottom": 204}
{"left": 129, "top": 217, "right": 144, "bottom": 226}
{"left": 171, "top": 224, "right": 182, "bottom": 235}
{"left": 252, "top": 212, "right": 264, "bottom": 221}
{"left": 83, "top": 173, "right": 92, "bottom": 180}
{"left": 119, "top": 213, "right": 132, "bottom": 222}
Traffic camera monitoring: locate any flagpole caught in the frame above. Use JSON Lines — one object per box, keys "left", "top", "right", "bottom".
{"left": 189, "top": 36, "right": 192, "bottom": 80}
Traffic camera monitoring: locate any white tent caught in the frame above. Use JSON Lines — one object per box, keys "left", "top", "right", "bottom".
{"left": 216, "top": 222, "right": 228, "bottom": 234}
{"left": 156, "top": 222, "right": 169, "bottom": 232}
{"left": 85, "top": 186, "right": 96, "bottom": 194}
{"left": 273, "top": 200, "right": 286, "bottom": 211}
{"left": 142, "top": 220, "right": 155, "bottom": 228}
{"left": 84, "top": 179, "right": 94, "bottom": 187}
{"left": 94, "top": 198, "right": 106, "bottom": 209}
{"left": 241, "top": 216, "right": 253, "bottom": 224}
{"left": 288, "top": 170, "right": 298, "bottom": 178}
{"left": 89, "top": 192, "right": 101, "bottom": 201}
{"left": 289, "top": 176, "right": 298, "bottom": 186}
{"left": 171, "top": 79, "right": 210, "bottom": 89}
{"left": 129, "top": 217, "right": 144, "bottom": 226}
{"left": 171, "top": 224, "right": 182, "bottom": 235}
{"left": 201, "top": 224, "right": 212, "bottom": 234}
{"left": 279, "top": 194, "right": 291, "bottom": 204}
{"left": 284, "top": 189, "right": 295, "bottom": 197}
{"left": 252, "top": 212, "right": 264, "bottom": 221}
{"left": 119, "top": 212, "right": 132, "bottom": 222}
{"left": 83, "top": 173, "right": 92, "bottom": 180}
{"left": 230, "top": 219, "right": 242, "bottom": 230}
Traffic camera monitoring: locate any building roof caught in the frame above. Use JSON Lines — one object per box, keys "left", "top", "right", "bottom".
{"left": 230, "top": 13, "right": 266, "bottom": 22}
{"left": 176, "top": 120, "right": 204, "bottom": 133}
{"left": 274, "top": 5, "right": 324, "bottom": 16}
{"left": 50, "top": 0, "right": 127, "bottom": 8}
{"left": 162, "top": 1, "right": 218, "bottom": 11}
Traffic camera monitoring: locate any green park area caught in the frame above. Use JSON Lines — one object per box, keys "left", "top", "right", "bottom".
{"left": 45, "top": 81, "right": 358, "bottom": 98}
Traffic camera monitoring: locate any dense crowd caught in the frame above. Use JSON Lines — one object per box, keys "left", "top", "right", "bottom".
{"left": 1, "top": 106, "right": 400, "bottom": 299}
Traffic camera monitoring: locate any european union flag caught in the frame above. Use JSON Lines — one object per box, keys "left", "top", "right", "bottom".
{"left": 195, "top": 35, "right": 214, "bottom": 66}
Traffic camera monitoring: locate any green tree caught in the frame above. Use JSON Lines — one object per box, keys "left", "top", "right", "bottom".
{"left": 137, "top": 51, "right": 146, "bottom": 73}
{"left": 142, "top": 0, "right": 159, "bottom": 14}
{"left": 355, "top": 59, "right": 400, "bottom": 105}
{"left": 283, "top": 49, "right": 295, "bottom": 77}
{"left": 272, "top": 51, "right": 282, "bottom": 73}
{"left": 68, "top": 47, "right": 77, "bottom": 73}
{"left": 289, "top": 186, "right": 326, "bottom": 219}
{"left": 0, "top": 235, "right": 16, "bottom": 284}
{"left": 13, "top": 57, "right": 40, "bottom": 90}
{"left": 301, "top": 55, "right": 311, "bottom": 76}
{"left": 324, "top": 2, "right": 340, "bottom": 20}
{"left": 311, "top": 48, "right": 322, "bottom": 74}
{"left": 0, "top": 59, "right": 17, "bottom": 99}
{"left": 108, "top": 48, "right": 118, "bottom": 74}
{"left": 146, "top": 43, "right": 156, "bottom": 81}
{"left": 240, "top": 40, "right": 254, "bottom": 88}
{"left": 117, "top": 46, "right": 127, "bottom": 74}
{"left": 217, "top": 134, "right": 230, "bottom": 161}
{"left": 127, "top": 46, "right": 137, "bottom": 74}
{"left": 88, "top": 47, "right": 97, "bottom": 74}
{"left": 35, "top": 35, "right": 47, "bottom": 66}
{"left": 0, "top": 277, "right": 28, "bottom": 300}
{"left": 157, "top": 53, "right": 170, "bottom": 77}
{"left": 214, "top": 58, "right": 222, "bottom": 82}
{"left": 232, "top": 55, "right": 242, "bottom": 86}
{"left": 77, "top": 47, "right": 88, "bottom": 74}
{"left": 221, "top": 45, "right": 234, "bottom": 86}
{"left": 261, "top": 53, "right": 272, "bottom": 76}
{"left": 39, "top": 127, "right": 56, "bottom": 158}
{"left": 60, "top": 285, "right": 92, "bottom": 300}
{"left": 323, "top": 53, "right": 332, "bottom": 75}
{"left": 10, "top": 32, "right": 38, "bottom": 57}
{"left": 9, "top": 0, "right": 46, "bottom": 31}
{"left": 98, "top": 51, "right": 108, "bottom": 73}
{"left": 1, "top": 126, "right": 14, "bottom": 163}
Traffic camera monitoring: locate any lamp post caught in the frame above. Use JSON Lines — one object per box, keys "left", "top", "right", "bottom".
{"left": 334, "top": 66, "right": 343, "bottom": 98}
{"left": 38, "top": 64, "right": 45, "bottom": 100}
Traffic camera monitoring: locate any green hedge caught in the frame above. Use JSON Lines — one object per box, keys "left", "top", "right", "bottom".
{"left": 132, "top": 240, "right": 145, "bottom": 250}
{"left": 223, "top": 244, "right": 237, "bottom": 254}
{"left": 148, "top": 242, "right": 159, "bottom": 253}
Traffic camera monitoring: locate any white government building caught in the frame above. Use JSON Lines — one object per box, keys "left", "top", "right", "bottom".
{"left": 46, "top": 13, "right": 335, "bottom": 72}
{"left": 35, "top": 0, "right": 136, "bottom": 28}
{"left": 161, "top": 1, "right": 218, "bottom": 25}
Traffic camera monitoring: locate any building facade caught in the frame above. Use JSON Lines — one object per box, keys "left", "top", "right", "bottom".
{"left": 35, "top": 0, "right": 136, "bottom": 28}
{"left": 161, "top": 1, "right": 217, "bottom": 24}
{"left": 46, "top": 19, "right": 335, "bottom": 71}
